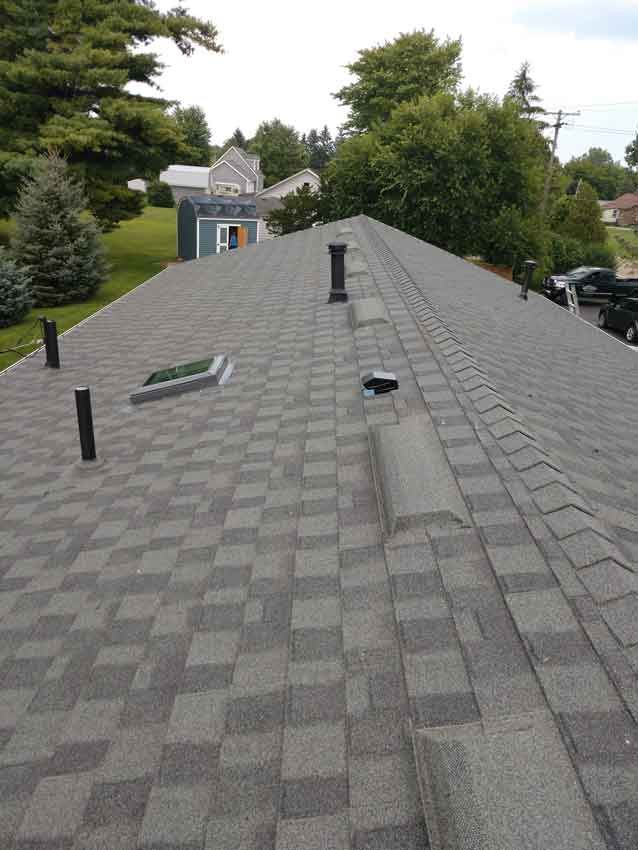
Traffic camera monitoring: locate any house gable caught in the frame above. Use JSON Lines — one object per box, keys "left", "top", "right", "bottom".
{"left": 257, "top": 169, "right": 320, "bottom": 199}
{"left": 209, "top": 160, "right": 252, "bottom": 194}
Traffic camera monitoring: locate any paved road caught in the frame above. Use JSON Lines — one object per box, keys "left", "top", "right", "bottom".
{"left": 572, "top": 301, "right": 636, "bottom": 349}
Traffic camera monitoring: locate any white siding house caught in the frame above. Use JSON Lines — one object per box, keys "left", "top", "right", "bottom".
{"left": 257, "top": 169, "right": 321, "bottom": 200}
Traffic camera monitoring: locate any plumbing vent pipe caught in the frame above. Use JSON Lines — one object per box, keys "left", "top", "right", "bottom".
{"left": 40, "top": 316, "right": 60, "bottom": 368}
{"left": 520, "top": 260, "right": 537, "bottom": 301}
{"left": 75, "top": 387, "right": 97, "bottom": 461}
{"left": 328, "top": 242, "right": 348, "bottom": 303}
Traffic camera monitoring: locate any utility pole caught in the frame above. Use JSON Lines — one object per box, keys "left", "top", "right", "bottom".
{"left": 541, "top": 109, "right": 580, "bottom": 218}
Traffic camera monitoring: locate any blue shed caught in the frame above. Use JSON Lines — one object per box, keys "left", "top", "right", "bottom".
{"left": 177, "top": 195, "right": 259, "bottom": 260}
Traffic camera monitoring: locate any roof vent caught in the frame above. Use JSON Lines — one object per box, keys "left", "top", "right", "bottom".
{"left": 361, "top": 371, "right": 398, "bottom": 396}
{"left": 130, "top": 355, "right": 232, "bottom": 404}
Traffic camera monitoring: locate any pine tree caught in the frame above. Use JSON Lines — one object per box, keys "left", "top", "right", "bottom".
{"left": 223, "top": 129, "right": 248, "bottom": 150}
{"left": 0, "top": 1, "right": 221, "bottom": 228}
{"left": 265, "top": 185, "right": 321, "bottom": 236}
{"left": 12, "top": 153, "right": 108, "bottom": 306}
{"left": 0, "top": 249, "right": 32, "bottom": 328}
{"left": 304, "top": 127, "right": 337, "bottom": 171}
{"left": 506, "top": 62, "right": 546, "bottom": 126}
{"left": 318, "top": 126, "right": 336, "bottom": 165}
{"left": 146, "top": 180, "right": 175, "bottom": 208}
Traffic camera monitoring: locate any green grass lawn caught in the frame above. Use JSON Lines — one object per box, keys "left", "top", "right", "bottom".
{"left": 607, "top": 225, "right": 638, "bottom": 259}
{"left": 0, "top": 206, "right": 176, "bottom": 372}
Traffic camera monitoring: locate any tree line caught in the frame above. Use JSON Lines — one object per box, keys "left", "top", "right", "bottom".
{"left": 267, "top": 31, "right": 637, "bottom": 281}
{"left": 2, "top": 6, "right": 638, "bottom": 326}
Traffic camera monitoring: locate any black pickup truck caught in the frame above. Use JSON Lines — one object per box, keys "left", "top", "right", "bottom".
{"left": 542, "top": 266, "right": 638, "bottom": 302}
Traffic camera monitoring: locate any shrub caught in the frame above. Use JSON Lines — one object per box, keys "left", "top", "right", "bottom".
{"left": 548, "top": 233, "right": 586, "bottom": 274}
{"left": 146, "top": 180, "right": 174, "bottom": 208}
{"left": 0, "top": 249, "right": 32, "bottom": 328}
{"left": 12, "top": 153, "right": 108, "bottom": 306}
{"left": 549, "top": 183, "right": 607, "bottom": 244}
{"left": 483, "top": 207, "right": 545, "bottom": 283}
{"left": 547, "top": 233, "right": 617, "bottom": 274}
{"left": 581, "top": 241, "right": 617, "bottom": 269}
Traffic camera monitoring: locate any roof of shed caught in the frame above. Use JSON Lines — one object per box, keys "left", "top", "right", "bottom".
{"left": 187, "top": 194, "right": 258, "bottom": 218}
{"left": 1, "top": 216, "right": 638, "bottom": 849}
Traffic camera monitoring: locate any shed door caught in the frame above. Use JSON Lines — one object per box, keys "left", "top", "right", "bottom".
{"left": 217, "top": 225, "right": 229, "bottom": 253}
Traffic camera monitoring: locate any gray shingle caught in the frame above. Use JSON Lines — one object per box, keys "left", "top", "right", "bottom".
{"left": 3, "top": 214, "right": 638, "bottom": 849}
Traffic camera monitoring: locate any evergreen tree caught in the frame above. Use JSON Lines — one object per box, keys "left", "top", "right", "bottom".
{"left": 173, "top": 106, "right": 212, "bottom": 166}
{"left": 265, "top": 185, "right": 321, "bottom": 236}
{"left": 12, "top": 153, "right": 108, "bottom": 306}
{"left": 249, "top": 120, "right": 308, "bottom": 186}
{"left": 0, "top": 249, "right": 32, "bottom": 328}
{"left": 304, "top": 126, "right": 336, "bottom": 171}
{"left": 506, "top": 62, "right": 546, "bottom": 125}
{"left": 626, "top": 132, "right": 638, "bottom": 170}
{"left": 223, "top": 129, "right": 248, "bottom": 150}
{"left": 0, "top": 1, "right": 221, "bottom": 228}
{"left": 146, "top": 181, "right": 175, "bottom": 208}
{"left": 319, "top": 126, "right": 337, "bottom": 163}
{"left": 305, "top": 129, "right": 321, "bottom": 168}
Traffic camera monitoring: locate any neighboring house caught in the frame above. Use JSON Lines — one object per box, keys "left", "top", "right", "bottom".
{"left": 127, "top": 165, "right": 210, "bottom": 202}
{"left": 129, "top": 147, "right": 308, "bottom": 244}
{"left": 3, "top": 216, "right": 638, "bottom": 849}
{"left": 209, "top": 146, "right": 264, "bottom": 195}
{"left": 599, "top": 199, "right": 619, "bottom": 225}
{"left": 256, "top": 168, "right": 320, "bottom": 200}
{"left": 255, "top": 168, "right": 321, "bottom": 242}
{"left": 601, "top": 192, "right": 638, "bottom": 227}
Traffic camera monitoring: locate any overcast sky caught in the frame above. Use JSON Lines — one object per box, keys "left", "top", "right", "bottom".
{"left": 150, "top": 0, "right": 638, "bottom": 165}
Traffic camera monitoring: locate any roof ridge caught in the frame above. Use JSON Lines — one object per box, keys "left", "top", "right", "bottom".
{"left": 358, "top": 217, "right": 638, "bottom": 707}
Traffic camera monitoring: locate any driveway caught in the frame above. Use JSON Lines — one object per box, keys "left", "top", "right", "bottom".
{"left": 574, "top": 301, "right": 636, "bottom": 348}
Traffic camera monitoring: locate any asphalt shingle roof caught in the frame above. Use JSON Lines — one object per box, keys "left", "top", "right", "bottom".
{"left": 1, "top": 215, "right": 638, "bottom": 849}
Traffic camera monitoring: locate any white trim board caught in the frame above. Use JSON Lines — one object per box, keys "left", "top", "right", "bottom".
{"left": 211, "top": 146, "right": 259, "bottom": 179}
{"left": 256, "top": 168, "right": 320, "bottom": 197}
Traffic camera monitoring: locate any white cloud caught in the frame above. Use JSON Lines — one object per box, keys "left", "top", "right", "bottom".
{"left": 147, "top": 0, "right": 638, "bottom": 164}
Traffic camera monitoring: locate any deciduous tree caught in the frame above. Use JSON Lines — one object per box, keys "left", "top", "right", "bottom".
{"left": 174, "top": 106, "right": 213, "bottom": 166}
{"left": 551, "top": 182, "right": 607, "bottom": 244}
{"left": 565, "top": 147, "right": 635, "bottom": 200}
{"left": 323, "top": 92, "right": 547, "bottom": 258}
{"left": 334, "top": 29, "right": 462, "bottom": 132}
{"left": 249, "top": 120, "right": 308, "bottom": 187}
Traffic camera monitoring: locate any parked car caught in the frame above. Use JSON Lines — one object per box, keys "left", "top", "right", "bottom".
{"left": 598, "top": 295, "right": 638, "bottom": 343}
{"left": 542, "top": 266, "right": 638, "bottom": 302}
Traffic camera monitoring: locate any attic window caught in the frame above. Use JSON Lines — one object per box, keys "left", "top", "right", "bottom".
{"left": 130, "top": 355, "right": 232, "bottom": 404}
{"left": 216, "top": 182, "right": 240, "bottom": 196}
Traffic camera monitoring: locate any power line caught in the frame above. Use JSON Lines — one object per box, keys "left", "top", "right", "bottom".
{"left": 542, "top": 109, "right": 580, "bottom": 218}
{"left": 566, "top": 124, "right": 637, "bottom": 135}
{"left": 566, "top": 101, "right": 638, "bottom": 109}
